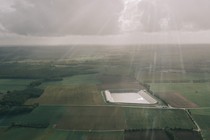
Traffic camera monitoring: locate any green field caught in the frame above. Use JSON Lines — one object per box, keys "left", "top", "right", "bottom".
{"left": 0, "top": 79, "right": 34, "bottom": 93}
{"left": 135, "top": 71, "right": 210, "bottom": 83}
{"left": 190, "top": 109, "right": 210, "bottom": 140}
{"left": 1, "top": 46, "right": 210, "bottom": 140}
{"left": 56, "top": 106, "right": 125, "bottom": 130}
{"left": 41, "top": 74, "right": 100, "bottom": 87}
{"left": 0, "top": 106, "right": 196, "bottom": 131}
{"left": 124, "top": 130, "right": 202, "bottom": 140}
{"left": 0, "top": 128, "right": 44, "bottom": 140}
{"left": 191, "top": 109, "right": 210, "bottom": 129}
{"left": 124, "top": 108, "right": 196, "bottom": 129}
{"left": 0, "top": 106, "right": 66, "bottom": 127}
{"left": 150, "top": 83, "right": 210, "bottom": 107}
{"left": 26, "top": 85, "right": 104, "bottom": 105}
{"left": 0, "top": 128, "right": 123, "bottom": 140}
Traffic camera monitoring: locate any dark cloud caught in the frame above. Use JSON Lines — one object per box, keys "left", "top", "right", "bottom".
{"left": 0, "top": 0, "right": 123, "bottom": 36}
{"left": 0, "top": 0, "right": 210, "bottom": 36}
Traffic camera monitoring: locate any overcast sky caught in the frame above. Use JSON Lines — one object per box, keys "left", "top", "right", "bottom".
{"left": 0, "top": 0, "right": 210, "bottom": 45}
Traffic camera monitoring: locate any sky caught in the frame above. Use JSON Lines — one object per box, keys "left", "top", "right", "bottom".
{"left": 0, "top": 0, "right": 210, "bottom": 45}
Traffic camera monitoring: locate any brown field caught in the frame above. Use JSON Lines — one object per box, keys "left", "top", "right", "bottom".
{"left": 26, "top": 85, "right": 104, "bottom": 105}
{"left": 56, "top": 106, "right": 126, "bottom": 130}
{"left": 155, "top": 92, "right": 198, "bottom": 108}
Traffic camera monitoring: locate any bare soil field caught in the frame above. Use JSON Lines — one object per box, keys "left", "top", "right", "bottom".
{"left": 155, "top": 92, "right": 198, "bottom": 108}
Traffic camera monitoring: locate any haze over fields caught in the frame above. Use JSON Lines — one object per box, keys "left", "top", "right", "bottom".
{"left": 0, "top": 0, "right": 210, "bottom": 45}
{"left": 1, "top": 1, "right": 210, "bottom": 139}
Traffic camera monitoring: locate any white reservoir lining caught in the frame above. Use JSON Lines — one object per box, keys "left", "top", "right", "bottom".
{"left": 105, "top": 90, "right": 157, "bottom": 104}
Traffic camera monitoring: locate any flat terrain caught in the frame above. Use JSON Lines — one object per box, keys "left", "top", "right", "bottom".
{"left": 56, "top": 106, "right": 125, "bottom": 130}
{"left": 190, "top": 109, "right": 210, "bottom": 139}
{"left": 98, "top": 75, "right": 141, "bottom": 90}
{"left": 0, "top": 106, "right": 66, "bottom": 126}
{"left": 110, "top": 92, "right": 150, "bottom": 104}
{"left": 0, "top": 79, "right": 34, "bottom": 93}
{"left": 125, "top": 130, "right": 202, "bottom": 140}
{"left": 41, "top": 74, "right": 100, "bottom": 87}
{"left": 150, "top": 83, "right": 210, "bottom": 107}
{"left": 125, "top": 130, "right": 169, "bottom": 140}
{"left": 124, "top": 108, "right": 196, "bottom": 129}
{"left": 154, "top": 92, "right": 198, "bottom": 108}
{"left": 26, "top": 85, "right": 104, "bottom": 105}
{"left": 0, "top": 128, "right": 123, "bottom": 140}
{"left": 105, "top": 90, "right": 157, "bottom": 104}
{"left": 0, "top": 106, "right": 196, "bottom": 131}
{"left": 1, "top": 45, "right": 210, "bottom": 140}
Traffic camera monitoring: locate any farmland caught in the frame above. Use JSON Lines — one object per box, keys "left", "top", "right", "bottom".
{"left": 26, "top": 85, "right": 104, "bottom": 105}
{"left": 0, "top": 128, "right": 124, "bottom": 140}
{"left": 190, "top": 109, "right": 210, "bottom": 139}
{"left": 0, "top": 106, "right": 196, "bottom": 130}
{"left": 124, "top": 108, "right": 196, "bottom": 129}
{"left": 0, "top": 106, "right": 66, "bottom": 126}
{"left": 124, "top": 130, "right": 202, "bottom": 140}
{"left": 0, "top": 45, "right": 210, "bottom": 139}
{"left": 0, "top": 79, "right": 34, "bottom": 93}
{"left": 41, "top": 74, "right": 100, "bottom": 87}
{"left": 150, "top": 83, "right": 210, "bottom": 107}
{"left": 56, "top": 106, "right": 125, "bottom": 130}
